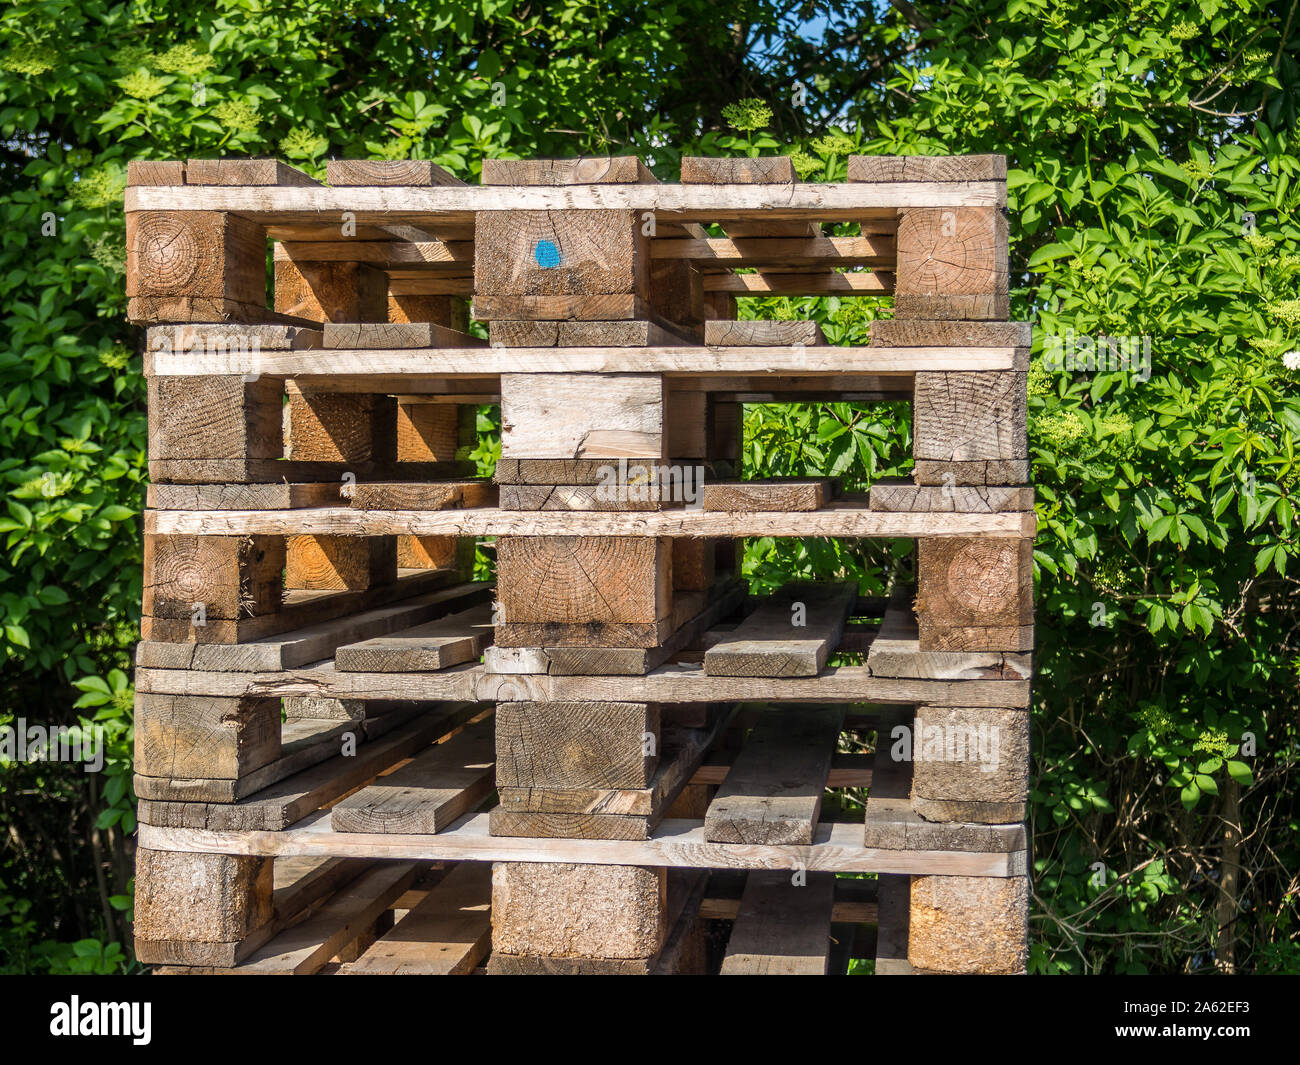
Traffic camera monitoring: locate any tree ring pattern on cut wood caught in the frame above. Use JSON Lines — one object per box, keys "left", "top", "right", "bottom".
{"left": 896, "top": 208, "right": 999, "bottom": 296}
{"left": 133, "top": 214, "right": 201, "bottom": 292}
{"left": 947, "top": 541, "right": 1016, "bottom": 615}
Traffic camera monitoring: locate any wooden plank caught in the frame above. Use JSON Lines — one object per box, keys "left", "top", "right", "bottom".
{"left": 700, "top": 873, "right": 877, "bottom": 923}
{"left": 702, "top": 478, "right": 832, "bottom": 512}
{"left": 334, "top": 601, "right": 492, "bottom": 672}
{"left": 136, "top": 703, "right": 486, "bottom": 830}
{"left": 228, "top": 862, "right": 419, "bottom": 974}
{"left": 481, "top": 157, "right": 655, "bottom": 185}
{"left": 720, "top": 871, "right": 835, "bottom": 975}
{"left": 127, "top": 160, "right": 185, "bottom": 185}
{"left": 326, "top": 159, "right": 463, "bottom": 186}
{"left": 331, "top": 717, "right": 495, "bottom": 833}
{"left": 500, "top": 372, "right": 665, "bottom": 459}
{"left": 704, "top": 706, "right": 843, "bottom": 845}
{"left": 276, "top": 240, "right": 472, "bottom": 265}
{"left": 874, "top": 873, "right": 913, "bottom": 974}
{"left": 138, "top": 810, "right": 1030, "bottom": 876}
{"left": 323, "top": 322, "right": 484, "bottom": 348}
{"left": 705, "top": 582, "right": 857, "bottom": 678}
{"left": 125, "top": 181, "right": 1008, "bottom": 221}
{"left": 868, "top": 480, "right": 1034, "bottom": 513}
{"left": 703, "top": 272, "right": 891, "bottom": 295}
{"left": 703, "top": 320, "right": 826, "bottom": 346}
{"left": 870, "top": 318, "right": 1029, "bottom": 347}
{"left": 347, "top": 479, "right": 495, "bottom": 511}
{"left": 913, "top": 459, "right": 1030, "bottom": 487}
{"left": 848, "top": 154, "right": 1006, "bottom": 183}
{"left": 865, "top": 592, "right": 1033, "bottom": 681}
{"left": 148, "top": 458, "right": 475, "bottom": 485}
{"left": 337, "top": 862, "right": 490, "bottom": 974}
{"left": 147, "top": 483, "right": 341, "bottom": 511}
{"left": 146, "top": 343, "right": 1025, "bottom": 378}
{"left": 656, "top": 236, "right": 891, "bottom": 266}
{"left": 186, "top": 158, "right": 318, "bottom": 186}
{"left": 144, "top": 500, "right": 1038, "bottom": 539}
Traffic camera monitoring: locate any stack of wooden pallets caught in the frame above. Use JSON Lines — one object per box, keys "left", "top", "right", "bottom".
{"left": 127, "top": 151, "right": 1032, "bottom": 975}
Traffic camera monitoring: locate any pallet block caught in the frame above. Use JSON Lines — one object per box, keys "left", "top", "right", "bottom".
{"left": 910, "top": 705, "right": 1030, "bottom": 824}
{"left": 908, "top": 874, "right": 1029, "bottom": 974}
{"left": 915, "top": 537, "right": 1034, "bottom": 651}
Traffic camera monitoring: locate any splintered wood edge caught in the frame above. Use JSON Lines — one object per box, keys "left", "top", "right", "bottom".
{"left": 139, "top": 812, "right": 1028, "bottom": 877}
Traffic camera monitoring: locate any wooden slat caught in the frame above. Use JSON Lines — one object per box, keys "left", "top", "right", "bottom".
{"left": 720, "top": 871, "right": 835, "bottom": 975}
{"left": 276, "top": 240, "right": 472, "bottom": 265}
{"left": 702, "top": 478, "right": 832, "bottom": 513}
{"left": 327, "top": 159, "right": 464, "bottom": 186}
{"left": 323, "top": 322, "right": 483, "bottom": 348}
{"left": 334, "top": 601, "right": 493, "bottom": 673}
{"left": 337, "top": 862, "right": 491, "bottom": 974}
{"left": 144, "top": 500, "right": 1038, "bottom": 540}
{"left": 348, "top": 480, "right": 496, "bottom": 511}
{"left": 703, "top": 706, "right": 844, "bottom": 845}
{"left": 146, "top": 483, "right": 341, "bottom": 510}
{"left": 691, "top": 750, "right": 871, "bottom": 789}
{"left": 330, "top": 717, "right": 495, "bottom": 833}
{"left": 703, "top": 320, "right": 826, "bottom": 346}
{"left": 865, "top": 591, "right": 1033, "bottom": 681}
{"left": 702, "top": 272, "right": 891, "bottom": 295}
{"left": 868, "top": 480, "right": 1034, "bottom": 513}
{"left": 705, "top": 582, "right": 857, "bottom": 678}
{"left": 656, "top": 236, "right": 892, "bottom": 266}
{"left": 139, "top": 810, "right": 1030, "bottom": 876}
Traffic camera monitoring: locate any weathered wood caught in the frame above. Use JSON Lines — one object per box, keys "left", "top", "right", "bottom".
{"left": 705, "top": 582, "right": 856, "bottom": 677}
{"left": 143, "top": 534, "right": 284, "bottom": 621}
{"left": 495, "top": 702, "right": 659, "bottom": 790}
{"left": 681, "top": 156, "right": 795, "bottom": 184}
{"left": 500, "top": 372, "right": 666, "bottom": 459}
{"left": 871, "top": 318, "right": 1030, "bottom": 348}
{"left": 330, "top": 717, "right": 495, "bottom": 833}
{"left": 285, "top": 534, "right": 396, "bottom": 591}
{"left": 135, "top": 693, "right": 281, "bottom": 781}
{"left": 147, "top": 483, "right": 341, "bottom": 511}
{"left": 126, "top": 209, "right": 267, "bottom": 323}
{"left": 276, "top": 239, "right": 471, "bottom": 265}
{"left": 703, "top": 319, "right": 826, "bottom": 347}
{"left": 913, "top": 371, "right": 1027, "bottom": 465}
{"left": 470, "top": 293, "right": 651, "bottom": 321}
{"left": 657, "top": 236, "right": 891, "bottom": 266}
{"left": 703, "top": 706, "right": 843, "bottom": 845}
{"left": 148, "top": 375, "right": 283, "bottom": 461}
{"left": 911, "top": 705, "right": 1030, "bottom": 824}
{"left": 287, "top": 390, "right": 396, "bottom": 463}
{"left": 334, "top": 601, "right": 492, "bottom": 672}
{"left": 848, "top": 154, "right": 1006, "bottom": 183}
{"left": 326, "top": 159, "right": 463, "bottom": 186}
{"left": 148, "top": 457, "right": 474, "bottom": 485}
{"left": 720, "top": 871, "right": 835, "bottom": 975}
{"left": 187, "top": 158, "right": 317, "bottom": 186}
{"left": 475, "top": 209, "right": 646, "bottom": 300}
{"left": 894, "top": 207, "right": 1008, "bottom": 320}
{"left": 495, "top": 536, "right": 671, "bottom": 627}
{"left": 127, "top": 160, "right": 185, "bottom": 185}
{"left": 274, "top": 258, "right": 388, "bottom": 323}
{"left": 499, "top": 484, "right": 660, "bottom": 512}
{"left": 874, "top": 873, "right": 912, "bottom": 975}
{"left": 704, "top": 272, "right": 890, "bottom": 295}
{"left": 348, "top": 480, "right": 495, "bottom": 511}
{"left": 916, "top": 537, "right": 1034, "bottom": 650}
{"left": 324, "top": 321, "right": 484, "bottom": 348}
{"left": 909, "top": 874, "right": 1029, "bottom": 974}
{"left": 137, "top": 703, "right": 484, "bottom": 827}
{"left": 865, "top": 592, "right": 1032, "bottom": 681}
{"left": 702, "top": 478, "right": 832, "bottom": 513}
{"left": 481, "top": 156, "right": 655, "bottom": 185}
{"left": 337, "top": 861, "right": 491, "bottom": 975}
{"left": 868, "top": 480, "right": 1033, "bottom": 513}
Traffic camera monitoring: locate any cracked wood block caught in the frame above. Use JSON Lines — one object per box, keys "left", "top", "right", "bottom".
{"left": 134, "top": 693, "right": 281, "bottom": 781}
{"left": 148, "top": 375, "right": 284, "bottom": 463}
{"left": 143, "top": 533, "right": 284, "bottom": 621}
{"left": 495, "top": 701, "right": 659, "bottom": 790}
{"left": 894, "top": 206, "right": 1008, "bottom": 320}
{"left": 913, "top": 371, "right": 1026, "bottom": 479}
{"left": 915, "top": 537, "right": 1034, "bottom": 651}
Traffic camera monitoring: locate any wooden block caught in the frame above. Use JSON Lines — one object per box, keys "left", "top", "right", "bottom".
{"left": 489, "top": 862, "right": 666, "bottom": 960}
{"left": 913, "top": 459, "right": 1030, "bottom": 487}
{"left": 330, "top": 717, "right": 495, "bottom": 832}
{"left": 703, "top": 291, "right": 737, "bottom": 320}
{"left": 474, "top": 209, "right": 646, "bottom": 298}
{"left": 134, "top": 694, "right": 281, "bottom": 780}
{"left": 703, "top": 706, "right": 843, "bottom": 845}
{"left": 913, "top": 371, "right": 1026, "bottom": 464}
{"left": 720, "top": 871, "right": 834, "bottom": 975}
{"left": 848, "top": 154, "right": 1006, "bottom": 183}
{"left": 499, "top": 484, "right": 660, "bottom": 512}
{"left": 488, "top": 809, "right": 655, "bottom": 841}
{"left": 911, "top": 706, "right": 1029, "bottom": 824}
{"left": 495, "top": 702, "right": 659, "bottom": 789}
{"left": 681, "top": 157, "right": 795, "bottom": 184}
{"left": 134, "top": 850, "right": 272, "bottom": 963}
{"left": 126, "top": 210, "right": 266, "bottom": 323}
{"left": 388, "top": 293, "right": 468, "bottom": 328}
{"left": 869, "top": 481, "right": 1034, "bottom": 513}
{"left": 704, "top": 582, "right": 856, "bottom": 677}
{"left": 470, "top": 292, "right": 649, "bottom": 321}
{"left": 348, "top": 480, "right": 494, "bottom": 511}
{"left": 489, "top": 320, "right": 560, "bottom": 346}
{"left": 649, "top": 258, "right": 704, "bottom": 329}
{"left": 492, "top": 619, "right": 675, "bottom": 649}
{"left": 397, "top": 536, "right": 473, "bottom": 575}
{"left": 334, "top": 601, "right": 492, "bottom": 672}
{"left": 496, "top": 536, "right": 671, "bottom": 626}
{"left": 327, "top": 159, "right": 463, "bottom": 186}
{"left": 672, "top": 538, "right": 715, "bottom": 591}
{"left": 560, "top": 318, "right": 692, "bottom": 346}
{"left": 143, "top": 534, "right": 284, "bottom": 620}
{"left": 274, "top": 259, "right": 388, "bottom": 323}
{"left": 908, "top": 874, "right": 1028, "bottom": 974}
{"left": 500, "top": 372, "right": 665, "bottom": 459}
{"left": 480, "top": 156, "right": 654, "bottom": 185}
{"left": 336, "top": 862, "right": 491, "bottom": 975}
{"left": 865, "top": 594, "right": 1032, "bottom": 681}
{"left": 286, "top": 535, "right": 396, "bottom": 591}
{"left": 323, "top": 321, "right": 484, "bottom": 348}
{"left": 704, "top": 319, "right": 826, "bottom": 346}
{"left": 874, "top": 873, "right": 912, "bottom": 974}
{"left": 870, "top": 318, "right": 1030, "bottom": 347}
{"left": 710, "top": 399, "right": 741, "bottom": 463}
{"left": 895, "top": 207, "right": 1008, "bottom": 320}
{"left": 287, "top": 390, "right": 396, "bottom": 463}
{"left": 127, "top": 160, "right": 185, "bottom": 185}
{"left": 148, "top": 375, "right": 283, "bottom": 462}
{"left": 916, "top": 538, "right": 1033, "bottom": 650}
{"left": 186, "top": 158, "right": 317, "bottom": 186}
{"left": 395, "top": 399, "right": 461, "bottom": 462}
{"left": 703, "top": 478, "right": 831, "bottom": 512}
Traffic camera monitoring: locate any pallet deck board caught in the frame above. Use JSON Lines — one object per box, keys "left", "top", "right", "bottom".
{"left": 704, "top": 582, "right": 857, "bottom": 677}
{"left": 719, "top": 871, "right": 836, "bottom": 975}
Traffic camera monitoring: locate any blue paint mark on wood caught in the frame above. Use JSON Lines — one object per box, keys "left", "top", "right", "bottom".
{"left": 534, "top": 239, "right": 561, "bottom": 268}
